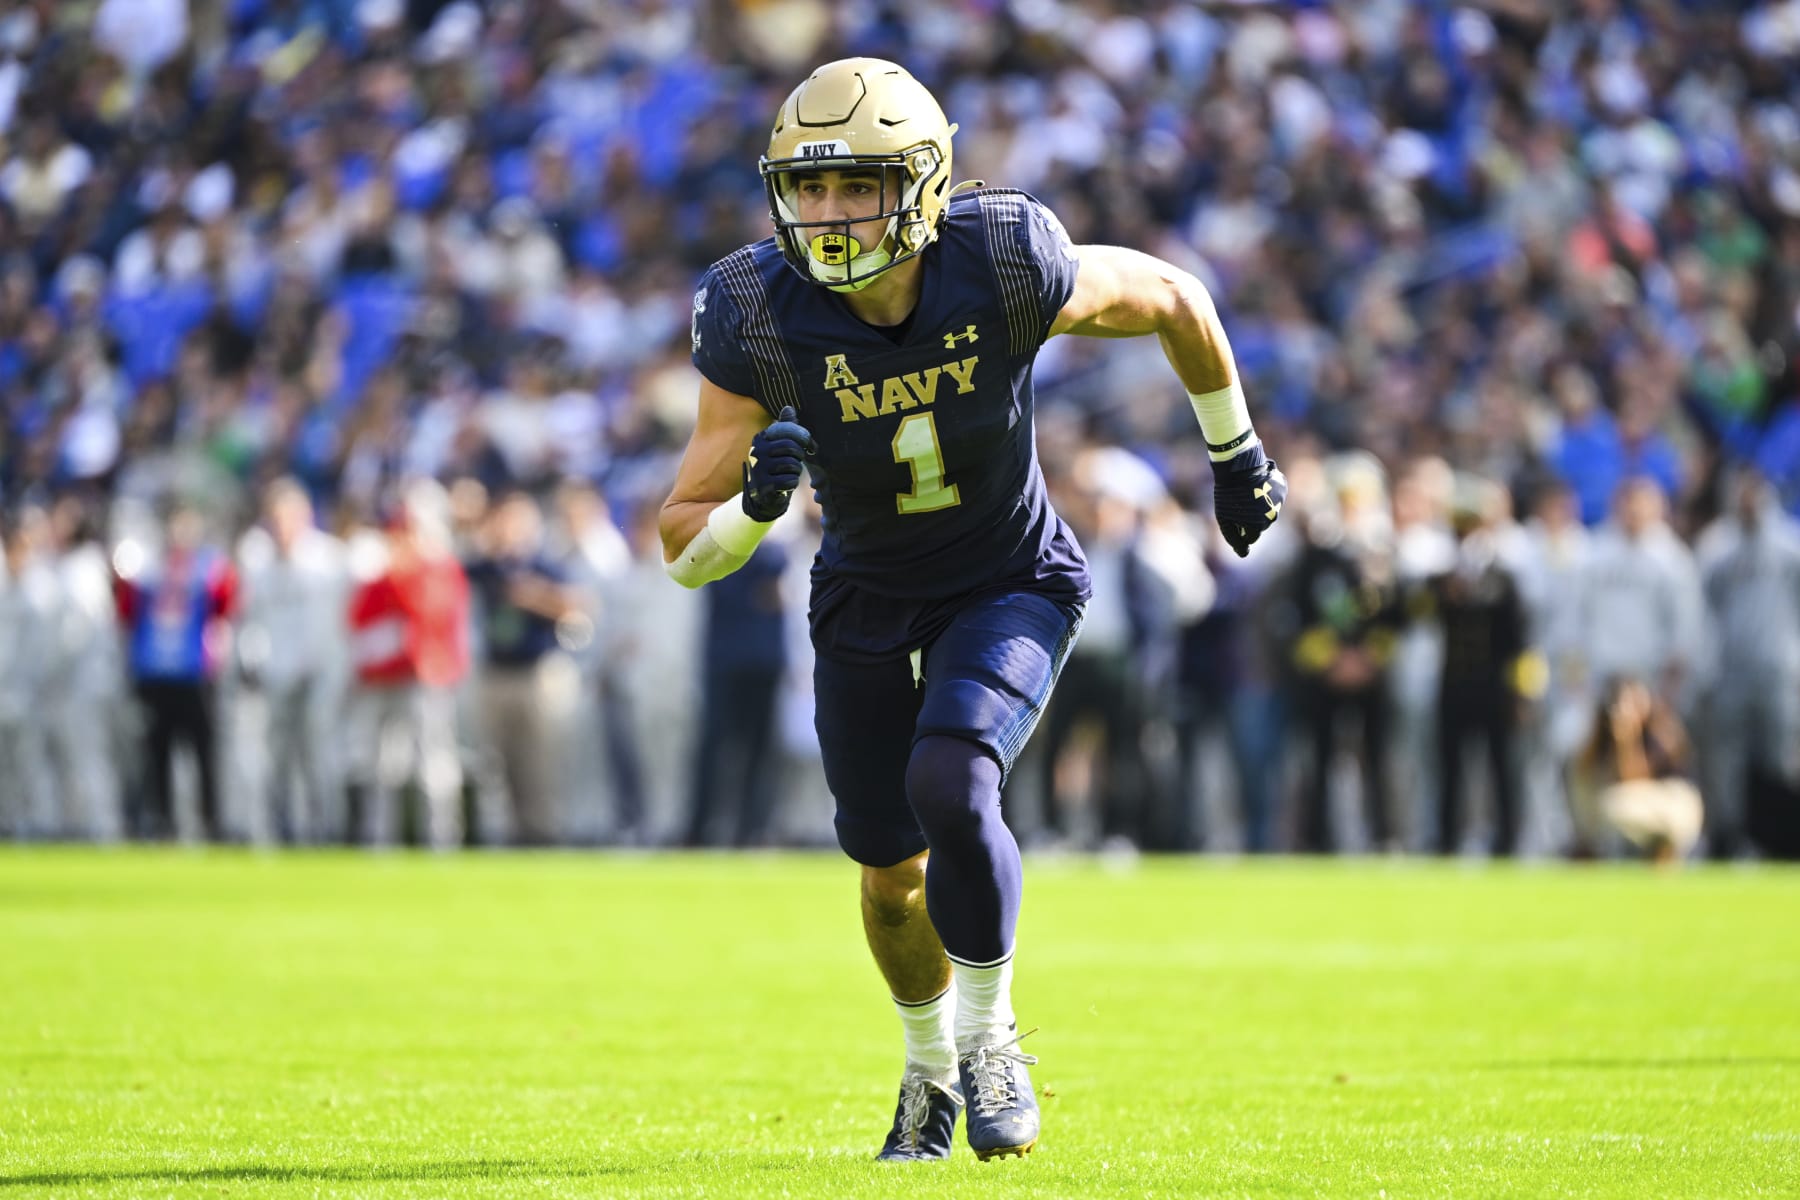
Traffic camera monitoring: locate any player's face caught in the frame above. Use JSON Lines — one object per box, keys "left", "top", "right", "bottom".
{"left": 792, "top": 168, "right": 898, "bottom": 251}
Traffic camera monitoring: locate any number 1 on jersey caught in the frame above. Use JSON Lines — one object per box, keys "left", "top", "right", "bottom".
{"left": 892, "top": 412, "right": 962, "bottom": 514}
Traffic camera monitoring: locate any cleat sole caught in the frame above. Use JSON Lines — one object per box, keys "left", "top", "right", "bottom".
{"left": 974, "top": 1139, "right": 1036, "bottom": 1161}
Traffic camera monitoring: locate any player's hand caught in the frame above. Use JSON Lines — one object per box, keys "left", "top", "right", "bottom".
{"left": 742, "top": 405, "right": 816, "bottom": 522}
{"left": 1212, "top": 440, "right": 1286, "bottom": 558}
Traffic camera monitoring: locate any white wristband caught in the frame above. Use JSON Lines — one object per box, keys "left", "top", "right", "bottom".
{"left": 1188, "top": 381, "right": 1256, "bottom": 462}
{"left": 706, "top": 495, "right": 775, "bottom": 556}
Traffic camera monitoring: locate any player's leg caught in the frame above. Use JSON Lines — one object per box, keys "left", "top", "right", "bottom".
{"left": 1487, "top": 704, "right": 1522, "bottom": 856}
{"left": 815, "top": 652, "right": 961, "bottom": 1160}
{"left": 302, "top": 678, "right": 346, "bottom": 845}
{"left": 861, "top": 849, "right": 961, "bottom": 1127}
{"left": 342, "top": 685, "right": 382, "bottom": 846}
{"left": 184, "top": 682, "right": 222, "bottom": 841}
{"left": 1436, "top": 705, "right": 1465, "bottom": 855}
{"left": 266, "top": 683, "right": 303, "bottom": 842}
{"left": 912, "top": 590, "right": 1083, "bottom": 1160}
{"left": 598, "top": 669, "right": 647, "bottom": 842}
{"left": 1229, "top": 684, "right": 1282, "bottom": 852}
{"left": 1700, "top": 693, "right": 1750, "bottom": 859}
{"left": 1299, "top": 690, "right": 1335, "bottom": 852}
{"left": 681, "top": 663, "right": 731, "bottom": 846}
{"left": 861, "top": 851, "right": 951, "bottom": 999}
{"left": 415, "top": 683, "right": 466, "bottom": 850}
{"left": 139, "top": 682, "right": 179, "bottom": 840}
{"left": 0, "top": 720, "right": 24, "bottom": 837}
{"left": 1359, "top": 685, "right": 1394, "bottom": 849}
{"left": 1032, "top": 653, "right": 1090, "bottom": 844}
{"left": 370, "top": 687, "right": 413, "bottom": 847}
{"left": 732, "top": 665, "right": 784, "bottom": 847}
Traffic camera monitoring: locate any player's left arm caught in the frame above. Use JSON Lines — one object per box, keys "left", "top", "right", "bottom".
{"left": 1050, "top": 244, "right": 1285, "bottom": 557}
{"left": 1049, "top": 245, "right": 1233, "bottom": 389}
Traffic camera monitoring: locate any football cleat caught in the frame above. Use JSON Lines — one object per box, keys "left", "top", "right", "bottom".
{"left": 959, "top": 1028, "right": 1040, "bottom": 1160}
{"left": 876, "top": 1070, "right": 963, "bottom": 1162}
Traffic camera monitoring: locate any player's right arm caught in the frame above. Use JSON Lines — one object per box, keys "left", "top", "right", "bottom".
{"left": 660, "top": 380, "right": 813, "bottom": 589}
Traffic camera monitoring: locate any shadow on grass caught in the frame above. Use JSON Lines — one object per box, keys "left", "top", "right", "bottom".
{"left": 1475, "top": 1057, "right": 1800, "bottom": 1071}
{"left": 0, "top": 1159, "right": 630, "bottom": 1188}
{"left": 0, "top": 1151, "right": 879, "bottom": 1189}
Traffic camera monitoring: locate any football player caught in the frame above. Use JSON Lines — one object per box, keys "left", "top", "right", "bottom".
{"left": 661, "top": 58, "right": 1285, "bottom": 1161}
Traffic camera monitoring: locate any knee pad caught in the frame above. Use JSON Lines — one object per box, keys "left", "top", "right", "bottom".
{"left": 905, "top": 734, "right": 1003, "bottom": 839}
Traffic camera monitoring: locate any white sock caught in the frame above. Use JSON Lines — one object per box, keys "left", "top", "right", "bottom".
{"left": 951, "top": 954, "right": 1016, "bottom": 1054}
{"left": 895, "top": 984, "right": 958, "bottom": 1082}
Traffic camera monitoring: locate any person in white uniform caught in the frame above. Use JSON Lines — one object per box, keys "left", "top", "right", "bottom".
{"left": 47, "top": 496, "right": 125, "bottom": 841}
{"left": 236, "top": 478, "right": 350, "bottom": 843}
{"left": 1695, "top": 468, "right": 1800, "bottom": 859}
{"left": 1566, "top": 477, "right": 1705, "bottom": 853}
{"left": 0, "top": 509, "right": 62, "bottom": 837}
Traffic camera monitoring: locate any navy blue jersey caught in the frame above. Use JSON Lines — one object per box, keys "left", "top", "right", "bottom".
{"left": 691, "top": 190, "right": 1091, "bottom": 658}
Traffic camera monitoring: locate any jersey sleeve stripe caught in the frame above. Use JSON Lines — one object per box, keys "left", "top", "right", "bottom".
{"left": 718, "top": 248, "right": 801, "bottom": 417}
{"left": 978, "top": 192, "right": 1039, "bottom": 357}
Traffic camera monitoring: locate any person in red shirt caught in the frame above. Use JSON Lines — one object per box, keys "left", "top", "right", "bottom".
{"left": 346, "top": 482, "right": 471, "bottom": 849}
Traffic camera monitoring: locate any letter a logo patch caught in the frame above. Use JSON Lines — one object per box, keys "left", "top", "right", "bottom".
{"left": 822, "top": 354, "right": 859, "bottom": 389}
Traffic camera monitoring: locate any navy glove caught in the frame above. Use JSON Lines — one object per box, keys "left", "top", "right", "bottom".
{"left": 742, "top": 405, "right": 816, "bottom": 522}
{"left": 1212, "top": 440, "right": 1287, "bottom": 558}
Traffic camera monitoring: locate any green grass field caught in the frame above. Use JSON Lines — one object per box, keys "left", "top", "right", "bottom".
{"left": 2, "top": 850, "right": 1796, "bottom": 1198}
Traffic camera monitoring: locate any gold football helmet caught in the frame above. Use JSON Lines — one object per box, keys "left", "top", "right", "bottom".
{"left": 760, "top": 58, "right": 957, "bottom": 292}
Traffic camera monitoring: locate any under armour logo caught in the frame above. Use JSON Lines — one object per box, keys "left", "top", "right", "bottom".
{"left": 1253, "top": 481, "right": 1281, "bottom": 521}
{"left": 943, "top": 324, "right": 979, "bottom": 348}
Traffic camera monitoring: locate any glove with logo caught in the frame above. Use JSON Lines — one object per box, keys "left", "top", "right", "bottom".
{"left": 742, "top": 406, "right": 817, "bottom": 522}
{"left": 1212, "top": 440, "right": 1287, "bottom": 558}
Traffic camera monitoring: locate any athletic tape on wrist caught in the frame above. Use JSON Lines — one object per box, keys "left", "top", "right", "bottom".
{"left": 1188, "top": 381, "right": 1257, "bottom": 462}
{"left": 707, "top": 495, "right": 773, "bottom": 556}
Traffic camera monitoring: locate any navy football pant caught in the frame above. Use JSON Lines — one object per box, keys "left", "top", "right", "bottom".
{"left": 815, "top": 591, "right": 1082, "bottom": 963}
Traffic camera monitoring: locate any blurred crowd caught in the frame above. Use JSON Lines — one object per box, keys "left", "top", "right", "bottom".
{"left": 2, "top": 0, "right": 1799, "bottom": 859}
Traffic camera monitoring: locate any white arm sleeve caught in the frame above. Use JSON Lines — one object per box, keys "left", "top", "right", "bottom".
{"left": 664, "top": 496, "right": 774, "bottom": 589}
